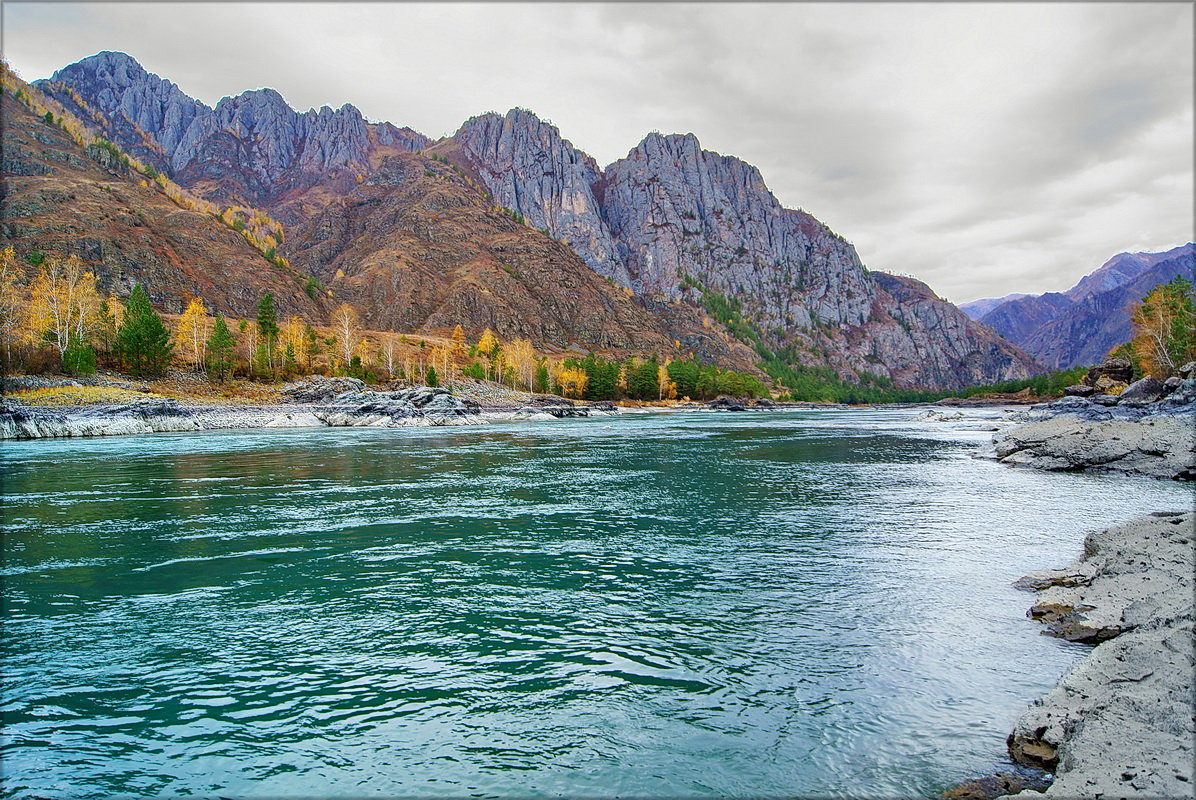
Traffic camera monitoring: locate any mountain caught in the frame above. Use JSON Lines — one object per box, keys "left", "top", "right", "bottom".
{"left": 959, "top": 294, "right": 1029, "bottom": 320}
{"left": 972, "top": 244, "right": 1195, "bottom": 369}
{"left": 442, "top": 109, "right": 1036, "bottom": 387}
{"left": 14, "top": 52, "right": 1044, "bottom": 389}
{"left": 1, "top": 71, "right": 327, "bottom": 320}
{"left": 285, "top": 150, "right": 759, "bottom": 367}
{"left": 36, "top": 51, "right": 430, "bottom": 213}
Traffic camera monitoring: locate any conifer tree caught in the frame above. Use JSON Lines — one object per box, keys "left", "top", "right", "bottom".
{"left": 116, "top": 284, "right": 173, "bottom": 377}
{"left": 303, "top": 323, "right": 321, "bottom": 370}
{"left": 256, "top": 292, "right": 279, "bottom": 371}
{"left": 206, "top": 315, "right": 236, "bottom": 381}
{"left": 283, "top": 341, "right": 300, "bottom": 377}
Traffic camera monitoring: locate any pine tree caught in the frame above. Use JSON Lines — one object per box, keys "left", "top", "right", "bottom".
{"left": 303, "top": 324, "right": 321, "bottom": 370}
{"left": 425, "top": 364, "right": 439, "bottom": 387}
{"left": 206, "top": 315, "right": 237, "bottom": 381}
{"left": 116, "top": 284, "right": 173, "bottom": 377}
{"left": 256, "top": 292, "right": 279, "bottom": 371}
{"left": 283, "top": 341, "right": 299, "bottom": 377}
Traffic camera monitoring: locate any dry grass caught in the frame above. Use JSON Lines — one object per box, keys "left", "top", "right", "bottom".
{"left": 9, "top": 385, "right": 164, "bottom": 406}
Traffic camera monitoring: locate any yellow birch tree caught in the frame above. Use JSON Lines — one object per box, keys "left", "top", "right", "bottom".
{"left": 175, "top": 297, "right": 212, "bottom": 370}
{"left": 331, "top": 303, "right": 361, "bottom": 366}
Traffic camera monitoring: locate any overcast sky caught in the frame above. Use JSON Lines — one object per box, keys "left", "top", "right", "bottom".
{"left": 3, "top": 2, "right": 1192, "bottom": 303}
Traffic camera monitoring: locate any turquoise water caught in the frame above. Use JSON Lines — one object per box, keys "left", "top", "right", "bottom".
{"left": 2, "top": 408, "right": 1189, "bottom": 799}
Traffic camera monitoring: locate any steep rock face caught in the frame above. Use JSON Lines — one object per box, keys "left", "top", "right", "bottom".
{"left": 448, "top": 109, "right": 630, "bottom": 286}
{"left": 36, "top": 50, "right": 207, "bottom": 173}
{"left": 977, "top": 244, "right": 1195, "bottom": 369}
{"left": 867, "top": 274, "right": 1039, "bottom": 387}
{"left": 1, "top": 90, "right": 327, "bottom": 319}
{"left": 453, "top": 114, "right": 1036, "bottom": 388}
{"left": 601, "top": 132, "right": 872, "bottom": 331}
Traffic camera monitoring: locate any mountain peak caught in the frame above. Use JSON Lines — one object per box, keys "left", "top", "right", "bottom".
{"left": 51, "top": 50, "right": 148, "bottom": 82}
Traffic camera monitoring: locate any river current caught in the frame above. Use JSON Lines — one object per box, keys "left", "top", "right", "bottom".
{"left": 2, "top": 407, "right": 1189, "bottom": 798}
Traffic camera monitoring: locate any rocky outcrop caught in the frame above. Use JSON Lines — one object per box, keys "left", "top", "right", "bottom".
{"left": 992, "top": 414, "right": 1194, "bottom": 479}
{"left": 1002, "top": 512, "right": 1195, "bottom": 798}
{"left": 0, "top": 385, "right": 628, "bottom": 439}
{"left": 284, "top": 151, "right": 759, "bottom": 363}
{"left": 35, "top": 51, "right": 208, "bottom": 173}
{"left": 0, "top": 397, "right": 203, "bottom": 438}
{"left": 315, "top": 386, "right": 482, "bottom": 427}
{"left": 990, "top": 359, "right": 1195, "bottom": 479}
{"left": 974, "top": 244, "right": 1196, "bottom": 370}
{"left": 280, "top": 375, "right": 368, "bottom": 404}
{"left": 449, "top": 109, "right": 630, "bottom": 286}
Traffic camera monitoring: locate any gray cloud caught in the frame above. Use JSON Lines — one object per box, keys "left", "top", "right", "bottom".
{"left": 3, "top": 2, "right": 1191, "bottom": 303}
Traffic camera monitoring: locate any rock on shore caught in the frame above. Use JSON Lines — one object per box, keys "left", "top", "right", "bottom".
{"left": 988, "top": 363, "right": 1195, "bottom": 480}
{"left": 1004, "top": 512, "right": 1195, "bottom": 798}
{"left": 992, "top": 414, "right": 1194, "bottom": 480}
{"left": 0, "top": 380, "right": 625, "bottom": 440}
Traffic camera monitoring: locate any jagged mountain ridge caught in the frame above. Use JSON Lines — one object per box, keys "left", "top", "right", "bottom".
{"left": 37, "top": 51, "right": 429, "bottom": 211}
{"left": 27, "top": 51, "right": 1042, "bottom": 388}
{"left": 970, "top": 244, "right": 1195, "bottom": 369}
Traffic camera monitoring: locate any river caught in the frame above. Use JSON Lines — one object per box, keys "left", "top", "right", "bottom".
{"left": 2, "top": 407, "right": 1189, "bottom": 798}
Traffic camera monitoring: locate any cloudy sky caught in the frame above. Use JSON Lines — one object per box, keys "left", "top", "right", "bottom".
{"left": 3, "top": 2, "right": 1192, "bottom": 303}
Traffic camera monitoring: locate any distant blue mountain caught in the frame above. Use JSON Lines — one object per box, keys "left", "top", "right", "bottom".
{"left": 967, "top": 244, "right": 1195, "bottom": 369}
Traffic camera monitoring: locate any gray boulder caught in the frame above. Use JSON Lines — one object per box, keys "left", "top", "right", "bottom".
{"left": 1062, "top": 384, "right": 1095, "bottom": 397}
{"left": 992, "top": 414, "right": 1195, "bottom": 479}
{"left": 1119, "top": 376, "right": 1165, "bottom": 403}
{"left": 281, "top": 376, "right": 367, "bottom": 403}
{"left": 1005, "top": 513, "right": 1194, "bottom": 798}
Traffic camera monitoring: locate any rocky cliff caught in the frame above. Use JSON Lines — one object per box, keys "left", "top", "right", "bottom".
{"left": 448, "top": 113, "right": 1037, "bottom": 387}
{"left": 974, "top": 244, "right": 1195, "bottom": 369}
{"left": 285, "top": 151, "right": 759, "bottom": 366}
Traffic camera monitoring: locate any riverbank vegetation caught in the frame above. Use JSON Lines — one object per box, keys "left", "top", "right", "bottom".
{"left": 5, "top": 246, "right": 1188, "bottom": 406}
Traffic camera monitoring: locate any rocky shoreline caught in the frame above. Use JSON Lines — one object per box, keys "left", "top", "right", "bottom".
{"left": 0, "top": 375, "right": 803, "bottom": 440}
{"left": 984, "top": 361, "right": 1196, "bottom": 481}
{"left": 947, "top": 511, "right": 1195, "bottom": 799}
